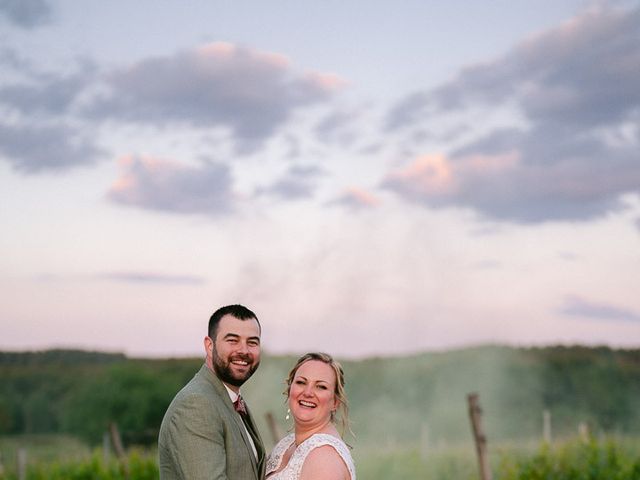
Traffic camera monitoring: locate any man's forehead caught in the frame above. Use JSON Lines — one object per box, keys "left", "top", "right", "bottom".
{"left": 218, "top": 314, "right": 261, "bottom": 336}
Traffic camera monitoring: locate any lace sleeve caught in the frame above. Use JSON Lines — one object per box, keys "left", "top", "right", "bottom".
{"left": 288, "top": 434, "right": 356, "bottom": 480}
{"left": 266, "top": 433, "right": 295, "bottom": 476}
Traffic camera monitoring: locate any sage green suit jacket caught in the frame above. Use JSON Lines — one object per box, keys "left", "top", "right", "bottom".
{"left": 158, "top": 364, "right": 265, "bottom": 480}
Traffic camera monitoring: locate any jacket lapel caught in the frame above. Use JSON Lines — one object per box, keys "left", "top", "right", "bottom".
{"left": 242, "top": 406, "right": 265, "bottom": 468}
{"left": 200, "top": 365, "right": 261, "bottom": 478}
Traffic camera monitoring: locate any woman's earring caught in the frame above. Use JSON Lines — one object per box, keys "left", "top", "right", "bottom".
{"left": 285, "top": 408, "right": 290, "bottom": 421}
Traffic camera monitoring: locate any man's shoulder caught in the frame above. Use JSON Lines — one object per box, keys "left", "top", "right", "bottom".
{"left": 174, "top": 365, "right": 224, "bottom": 400}
{"left": 160, "top": 367, "right": 227, "bottom": 428}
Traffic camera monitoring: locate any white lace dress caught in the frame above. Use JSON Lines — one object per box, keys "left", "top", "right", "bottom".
{"left": 266, "top": 433, "right": 356, "bottom": 480}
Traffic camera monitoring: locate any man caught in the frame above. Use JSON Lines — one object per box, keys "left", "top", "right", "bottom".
{"left": 159, "top": 304, "right": 265, "bottom": 480}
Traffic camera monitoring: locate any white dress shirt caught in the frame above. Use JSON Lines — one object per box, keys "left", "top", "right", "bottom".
{"left": 223, "top": 383, "right": 258, "bottom": 459}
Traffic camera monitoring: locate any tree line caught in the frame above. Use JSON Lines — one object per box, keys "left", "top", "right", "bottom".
{"left": 1, "top": 346, "right": 639, "bottom": 447}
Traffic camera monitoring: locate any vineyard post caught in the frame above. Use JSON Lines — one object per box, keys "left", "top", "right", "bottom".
{"left": 578, "top": 422, "right": 590, "bottom": 442}
{"left": 420, "top": 422, "right": 429, "bottom": 462}
{"left": 543, "top": 409, "right": 552, "bottom": 443}
{"left": 17, "top": 448, "right": 26, "bottom": 480}
{"left": 109, "top": 422, "right": 130, "bottom": 479}
{"left": 467, "top": 393, "right": 492, "bottom": 480}
{"left": 103, "top": 431, "right": 111, "bottom": 463}
{"left": 265, "top": 411, "right": 282, "bottom": 445}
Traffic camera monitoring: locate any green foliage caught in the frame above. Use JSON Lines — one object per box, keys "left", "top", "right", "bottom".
{"left": 354, "top": 445, "right": 478, "bottom": 480}
{"left": 2, "top": 346, "right": 640, "bottom": 448}
{"left": 497, "top": 437, "right": 640, "bottom": 480}
{"left": 0, "top": 350, "right": 126, "bottom": 367}
{"left": 61, "top": 363, "right": 182, "bottom": 444}
{"left": 0, "top": 449, "right": 157, "bottom": 480}
{"left": 4, "top": 435, "right": 638, "bottom": 480}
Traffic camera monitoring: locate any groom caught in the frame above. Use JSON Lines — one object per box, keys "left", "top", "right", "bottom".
{"left": 159, "top": 304, "right": 265, "bottom": 479}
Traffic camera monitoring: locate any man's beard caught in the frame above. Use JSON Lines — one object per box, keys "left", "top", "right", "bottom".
{"left": 212, "top": 350, "right": 260, "bottom": 387}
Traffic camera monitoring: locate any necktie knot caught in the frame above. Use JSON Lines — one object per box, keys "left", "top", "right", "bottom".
{"left": 234, "top": 396, "right": 247, "bottom": 416}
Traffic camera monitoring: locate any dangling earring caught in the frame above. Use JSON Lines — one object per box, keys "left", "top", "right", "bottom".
{"left": 285, "top": 408, "right": 291, "bottom": 421}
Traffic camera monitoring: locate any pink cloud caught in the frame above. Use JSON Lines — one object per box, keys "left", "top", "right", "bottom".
{"left": 385, "top": 154, "right": 457, "bottom": 197}
{"left": 330, "top": 186, "right": 380, "bottom": 209}
{"left": 108, "top": 154, "right": 235, "bottom": 215}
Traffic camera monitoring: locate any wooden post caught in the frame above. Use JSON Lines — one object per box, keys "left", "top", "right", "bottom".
{"left": 543, "top": 409, "right": 552, "bottom": 443}
{"left": 467, "top": 393, "right": 492, "bottom": 480}
{"left": 103, "top": 431, "right": 111, "bottom": 464}
{"left": 420, "top": 422, "right": 429, "bottom": 461}
{"left": 17, "top": 448, "right": 27, "bottom": 480}
{"left": 265, "top": 412, "right": 282, "bottom": 445}
{"left": 578, "top": 422, "right": 589, "bottom": 442}
{"left": 109, "top": 422, "right": 129, "bottom": 479}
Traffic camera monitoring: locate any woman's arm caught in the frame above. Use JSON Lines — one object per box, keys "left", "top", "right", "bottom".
{"left": 299, "top": 445, "right": 350, "bottom": 480}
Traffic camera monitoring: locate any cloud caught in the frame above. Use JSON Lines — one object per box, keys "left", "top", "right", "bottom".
{"left": 0, "top": 53, "right": 102, "bottom": 172}
{"left": 0, "top": 46, "right": 36, "bottom": 72}
{"left": 558, "top": 251, "right": 580, "bottom": 261}
{"left": 107, "top": 155, "right": 236, "bottom": 216}
{"left": 384, "top": 91, "right": 430, "bottom": 132}
{"left": 37, "top": 271, "right": 205, "bottom": 285}
{"left": 256, "top": 165, "right": 324, "bottom": 200}
{"left": 328, "top": 187, "right": 380, "bottom": 210}
{"left": 0, "top": 122, "right": 103, "bottom": 172}
{"left": 471, "top": 260, "right": 502, "bottom": 270}
{"left": 87, "top": 42, "right": 344, "bottom": 152}
{"left": 0, "top": 63, "right": 96, "bottom": 115}
{"left": 383, "top": 5, "right": 640, "bottom": 223}
{"left": 0, "top": 0, "right": 52, "bottom": 28}
{"left": 314, "top": 107, "right": 363, "bottom": 147}
{"left": 559, "top": 295, "right": 640, "bottom": 323}
{"left": 94, "top": 272, "right": 206, "bottom": 285}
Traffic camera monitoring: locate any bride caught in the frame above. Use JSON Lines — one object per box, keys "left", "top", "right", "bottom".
{"left": 266, "top": 352, "right": 356, "bottom": 480}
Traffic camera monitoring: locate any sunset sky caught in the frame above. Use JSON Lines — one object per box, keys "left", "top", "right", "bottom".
{"left": 1, "top": 0, "right": 639, "bottom": 358}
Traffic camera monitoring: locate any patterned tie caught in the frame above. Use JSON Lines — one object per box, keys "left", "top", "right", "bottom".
{"left": 234, "top": 395, "right": 248, "bottom": 416}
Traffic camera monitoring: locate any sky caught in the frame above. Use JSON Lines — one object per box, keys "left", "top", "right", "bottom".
{"left": 1, "top": 0, "right": 639, "bottom": 359}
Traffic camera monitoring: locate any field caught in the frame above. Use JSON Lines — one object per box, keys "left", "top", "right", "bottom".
{"left": 1, "top": 434, "right": 640, "bottom": 479}
{"left": 2, "top": 346, "right": 640, "bottom": 478}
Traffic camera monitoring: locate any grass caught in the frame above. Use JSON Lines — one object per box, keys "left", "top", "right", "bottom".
{"left": 0, "top": 435, "right": 156, "bottom": 480}
{"left": 1, "top": 434, "right": 640, "bottom": 479}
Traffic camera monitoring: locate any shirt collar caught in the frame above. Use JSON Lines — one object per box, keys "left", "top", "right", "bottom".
{"left": 223, "top": 382, "right": 240, "bottom": 403}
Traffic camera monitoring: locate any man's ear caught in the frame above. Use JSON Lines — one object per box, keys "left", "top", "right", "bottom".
{"left": 204, "top": 336, "right": 213, "bottom": 354}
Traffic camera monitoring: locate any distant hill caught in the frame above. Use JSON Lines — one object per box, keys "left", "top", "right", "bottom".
{"left": 0, "top": 349, "right": 126, "bottom": 366}
{"left": 1, "top": 345, "right": 639, "bottom": 448}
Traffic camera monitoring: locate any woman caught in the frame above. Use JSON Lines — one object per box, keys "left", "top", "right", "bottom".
{"left": 266, "top": 352, "right": 356, "bottom": 480}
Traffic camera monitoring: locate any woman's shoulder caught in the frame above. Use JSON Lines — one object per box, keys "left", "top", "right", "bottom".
{"left": 299, "top": 434, "right": 355, "bottom": 479}
{"left": 302, "top": 433, "right": 349, "bottom": 451}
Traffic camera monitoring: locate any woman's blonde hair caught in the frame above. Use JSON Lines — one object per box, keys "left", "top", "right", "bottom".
{"left": 285, "top": 352, "right": 351, "bottom": 436}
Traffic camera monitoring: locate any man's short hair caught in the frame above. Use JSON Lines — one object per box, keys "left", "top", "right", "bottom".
{"left": 208, "top": 304, "right": 260, "bottom": 339}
